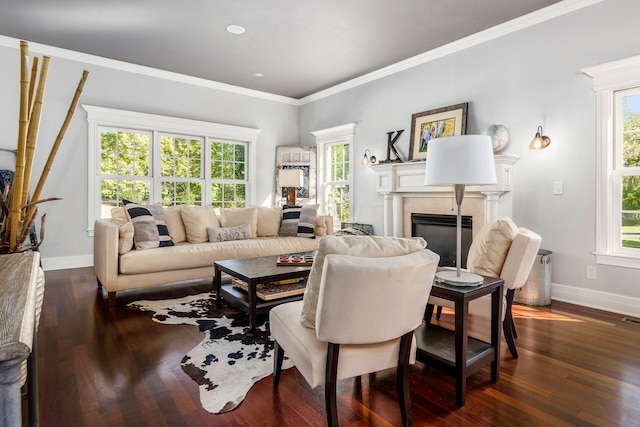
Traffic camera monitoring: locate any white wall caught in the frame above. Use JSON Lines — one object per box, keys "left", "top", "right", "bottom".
{"left": 299, "top": 0, "right": 640, "bottom": 316}
{"left": 0, "top": 41, "right": 300, "bottom": 269}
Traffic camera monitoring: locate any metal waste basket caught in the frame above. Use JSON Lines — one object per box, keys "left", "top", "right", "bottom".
{"left": 514, "top": 249, "right": 552, "bottom": 306}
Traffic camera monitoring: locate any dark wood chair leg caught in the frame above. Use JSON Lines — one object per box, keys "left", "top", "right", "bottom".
{"left": 436, "top": 306, "right": 443, "bottom": 320}
{"left": 397, "top": 332, "right": 413, "bottom": 427}
{"left": 325, "top": 343, "right": 340, "bottom": 427}
{"left": 424, "top": 303, "right": 435, "bottom": 323}
{"left": 503, "top": 289, "right": 518, "bottom": 358}
{"left": 273, "top": 339, "right": 284, "bottom": 388}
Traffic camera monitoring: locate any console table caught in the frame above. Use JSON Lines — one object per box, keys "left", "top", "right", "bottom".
{"left": 415, "top": 276, "right": 504, "bottom": 406}
{"left": 0, "top": 251, "right": 42, "bottom": 427}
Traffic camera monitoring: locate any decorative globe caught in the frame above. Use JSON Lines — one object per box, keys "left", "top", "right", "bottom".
{"left": 482, "top": 124, "right": 510, "bottom": 153}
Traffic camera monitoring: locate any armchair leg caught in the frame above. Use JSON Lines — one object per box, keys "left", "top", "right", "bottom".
{"left": 325, "top": 343, "right": 340, "bottom": 427}
{"left": 503, "top": 289, "right": 519, "bottom": 358}
{"left": 273, "top": 339, "right": 284, "bottom": 388}
{"left": 397, "top": 332, "right": 414, "bottom": 427}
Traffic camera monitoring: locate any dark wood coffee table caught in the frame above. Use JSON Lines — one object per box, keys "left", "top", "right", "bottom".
{"left": 214, "top": 255, "right": 313, "bottom": 329}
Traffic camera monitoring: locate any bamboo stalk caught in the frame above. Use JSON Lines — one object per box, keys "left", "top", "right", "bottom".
{"left": 28, "top": 56, "right": 39, "bottom": 116}
{"left": 24, "top": 69, "right": 89, "bottom": 231}
{"left": 21, "top": 56, "right": 50, "bottom": 210}
{"left": 5, "top": 41, "right": 31, "bottom": 250}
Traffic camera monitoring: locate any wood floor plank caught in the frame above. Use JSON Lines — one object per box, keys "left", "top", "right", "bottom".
{"left": 23, "top": 267, "right": 640, "bottom": 426}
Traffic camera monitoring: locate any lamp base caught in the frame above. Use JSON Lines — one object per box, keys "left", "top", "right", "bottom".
{"left": 435, "top": 270, "right": 484, "bottom": 286}
{"left": 285, "top": 187, "right": 297, "bottom": 206}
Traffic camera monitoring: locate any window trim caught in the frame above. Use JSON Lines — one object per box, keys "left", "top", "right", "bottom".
{"left": 583, "top": 55, "right": 640, "bottom": 269}
{"left": 84, "top": 105, "right": 260, "bottom": 236}
{"left": 312, "top": 123, "right": 355, "bottom": 230}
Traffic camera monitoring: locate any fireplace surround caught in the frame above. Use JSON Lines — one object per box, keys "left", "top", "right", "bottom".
{"left": 371, "top": 155, "right": 518, "bottom": 238}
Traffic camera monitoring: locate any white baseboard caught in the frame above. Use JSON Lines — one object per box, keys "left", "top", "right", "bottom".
{"left": 551, "top": 282, "right": 640, "bottom": 318}
{"left": 41, "top": 255, "right": 93, "bottom": 271}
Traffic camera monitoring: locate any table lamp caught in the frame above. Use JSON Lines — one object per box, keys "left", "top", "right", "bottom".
{"left": 279, "top": 169, "right": 303, "bottom": 206}
{"left": 424, "top": 135, "right": 497, "bottom": 285}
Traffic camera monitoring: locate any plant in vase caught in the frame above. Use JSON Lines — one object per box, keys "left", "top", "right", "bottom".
{"left": 0, "top": 41, "right": 89, "bottom": 254}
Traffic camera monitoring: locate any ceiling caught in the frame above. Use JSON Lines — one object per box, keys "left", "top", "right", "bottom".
{"left": 0, "top": 0, "right": 564, "bottom": 99}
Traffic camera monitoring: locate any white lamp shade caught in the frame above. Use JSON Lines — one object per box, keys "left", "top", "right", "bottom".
{"left": 424, "top": 135, "right": 497, "bottom": 185}
{"left": 279, "top": 168, "right": 304, "bottom": 187}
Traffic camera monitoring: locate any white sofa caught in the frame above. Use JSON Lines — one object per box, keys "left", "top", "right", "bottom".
{"left": 93, "top": 204, "right": 333, "bottom": 305}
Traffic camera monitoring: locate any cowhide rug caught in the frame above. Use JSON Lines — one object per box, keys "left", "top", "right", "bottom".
{"left": 127, "top": 292, "right": 292, "bottom": 414}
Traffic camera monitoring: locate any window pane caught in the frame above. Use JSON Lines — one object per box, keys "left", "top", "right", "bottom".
{"left": 327, "top": 184, "right": 350, "bottom": 223}
{"left": 623, "top": 94, "right": 640, "bottom": 168}
{"left": 622, "top": 212, "right": 640, "bottom": 248}
{"left": 161, "top": 135, "right": 202, "bottom": 178}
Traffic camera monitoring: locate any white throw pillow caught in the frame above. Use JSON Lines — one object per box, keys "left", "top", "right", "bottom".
{"left": 220, "top": 206, "right": 258, "bottom": 238}
{"left": 257, "top": 206, "right": 282, "bottom": 237}
{"left": 180, "top": 205, "right": 220, "bottom": 243}
{"left": 467, "top": 217, "right": 519, "bottom": 278}
{"left": 299, "top": 235, "right": 427, "bottom": 329}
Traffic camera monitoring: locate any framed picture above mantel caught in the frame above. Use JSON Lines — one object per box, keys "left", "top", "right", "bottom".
{"left": 408, "top": 102, "right": 468, "bottom": 161}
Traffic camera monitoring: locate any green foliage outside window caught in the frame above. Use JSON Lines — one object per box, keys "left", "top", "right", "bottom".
{"left": 621, "top": 95, "right": 640, "bottom": 248}
{"left": 326, "top": 143, "right": 350, "bottom": 223}
{"left": 99, "top": 130, "right": 248, "bottom": 215}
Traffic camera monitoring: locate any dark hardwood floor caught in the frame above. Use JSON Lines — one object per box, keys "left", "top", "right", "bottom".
{"left": 25, "top": 267, "right": 640, "bottom": 426}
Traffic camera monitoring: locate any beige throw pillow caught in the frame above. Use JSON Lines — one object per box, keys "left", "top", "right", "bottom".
{"left": 467, "top": 217, "right": 519, "bottom": 278}
{"left": 180, "top": 205, "right": 220, "bottom": 243}
{"left": 207, "top": 223, "right": 252, "bottom": 242}
{"left": 111, "top": 207, "right": 128, "bottom": 222}
{"left": 113, "top": 220, "right": 134, "bottom": 254}
{"left": 257, "top": 206, "right": 282, "bottom": 237}
{"left": 164, "top": 206, "right": 187, "bottom": 243}
{"left": 299, "top": 235, "right": 427, "bottom": 329}
{"left": 220, "top": 206, "right": 258, "bottom": 238}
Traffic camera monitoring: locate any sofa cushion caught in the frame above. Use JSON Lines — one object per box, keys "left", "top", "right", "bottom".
{"left": 180, "top": 205, "right": 220, "bottom": 243}
{"left": 207, "top": 223, "right": 252, "bottom": 242}
{"left": 111, "top": 207, "right": 128, "bottom": 222}
{"left": 220, "top": 206, "right": 258, "bottom": 238}
{"left": 257, "top": 206, "right": 282, "bottom": 237}
{"left": 299, "top": 235, "right": 427, "bottom": 329}
{"left": 164, "top": 206, "right": 187, "bottom": 243}
{"left": 119, "top": 236, "right": 321, "bottom": 275}
{"left": 279, "top": 204, "right": 318, "bottom": 238}
{"left": 467, "top": 217, "right": 519, "bottom": 278}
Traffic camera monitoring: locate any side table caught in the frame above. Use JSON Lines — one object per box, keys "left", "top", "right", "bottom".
{"left": 415, "top": 276, "right": 504, "bottom": 406}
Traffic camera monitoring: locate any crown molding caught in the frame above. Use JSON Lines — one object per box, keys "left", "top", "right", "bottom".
{"left": 299, "top": 0, "right": 605, "bottom": 105}
{"left": 0, "top": 35, "right": 301, "bottom": 106}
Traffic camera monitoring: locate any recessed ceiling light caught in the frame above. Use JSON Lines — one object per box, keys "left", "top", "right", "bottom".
{"left": 254, "top": 73, "right": 264, "bottom": 78}
{"left": 227, "top": 25, "right": 245, "bottom": 35}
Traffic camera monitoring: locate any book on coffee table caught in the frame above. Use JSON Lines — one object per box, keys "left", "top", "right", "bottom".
{"left": 232, "top": 277, "right": 307, "bottom": 301}
{"left": 276, "top": 253, "right": 315, "bottom": 266}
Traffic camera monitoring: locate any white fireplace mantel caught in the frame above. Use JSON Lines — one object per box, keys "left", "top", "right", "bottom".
{"left": 370, "top": 154, "right": 519, "bottom": 237}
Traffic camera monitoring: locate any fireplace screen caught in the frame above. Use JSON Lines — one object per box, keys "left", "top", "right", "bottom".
{"left": 411, "top": 213, "right": 472, "bottom": 268}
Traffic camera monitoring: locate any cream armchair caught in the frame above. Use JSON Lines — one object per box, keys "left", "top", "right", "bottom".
{"left": 270, "top": 248, "right": 439, "bottom": 427}
{"left": 427, "top": 219, "right": 542, "bottom": 358}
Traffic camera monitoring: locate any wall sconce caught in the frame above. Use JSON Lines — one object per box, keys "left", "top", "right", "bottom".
{"left": 279, "top": 168, "right": 303, "bottom": 206}
{"left": 361, "top": 149, "right": 377, "bottom": 165}
{"left": 529, "top": 126, "right": 551, "bottom": 149}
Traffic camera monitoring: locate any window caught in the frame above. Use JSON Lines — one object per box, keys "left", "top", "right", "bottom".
{"left": 312, "top": 123, "right": 355, "bottom": 230}
{"left": 615, "top": 89, "right": 640, "bottom": 251}
{"left": 85, "top": 106, "right": 260, "bottom": 235}
{"left": 583, "top": 56, "right": 640, "bottom": 268}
